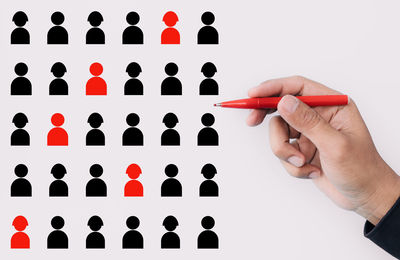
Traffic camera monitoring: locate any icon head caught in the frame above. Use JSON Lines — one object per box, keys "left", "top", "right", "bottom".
{"left": 201, "top": 11, "right": 215, "bottom": 25}
{"left": 126, "top": 216, "right": 140, "bottom": 229}
{"left": 87, "top": 113, "right": 103, "bottom": 128}
{"left": 13, "top": 11, "right": 28, "bottom": 27}
{"left": 201, "top": 163, "right": 217, "bottom": 179}
{"left": 15, "top": 62, "right": 28, "bottom": 77}
{"left": 51, "top": 163, "right": 67, "bottom": 179}
{"left": 88, "top": 11, "right": 103, "bottom": 27}
{"left": 201, "top": 113, "right": 215, "bottom": 127}
{"left": 51, "top": 62, "right": 67, "bottom": 78}
{"left": 163, "top": 215, "right": 178, "bottom": 231}
{"left": 89, "top": 164, "right": 103, "bottom": 178}
{"left": 126, "top": 163, "right": 142, "bottom": 179}
{"left": 12, "top": 113, "right": 28, "bottom": 128}
{"left": 15, "top": 164, "right": 28, "bottom": 178}
{"left": 13, "top": 216, "right": 28, "bottom": 231}
{"left": 51, "top": 11, "right": 65, "bottom": 26}
{"left": 163, "top": 11, "right": 178, "bottom": 27}
{"left": 51, "top": 216, "right": 65, "bottom": 229}
{"left": 126, "top": 11, "right": 140, "bottom": 25}
{"left": 126, "top": 62, "right": 142, "bottom": 78}
{"left": 201, "top": 216, "right": 215, "bottom": 229}
{"left": 165, "top": 164, "right": 178, "bottom": 178}
{"left": 88, "top": 215, "right": 103, "bottom": 231}
{"left": 201, "top": 62, "right": 217, "bottom": 78}
{"left": 51, "top": 113, "right": 65, "bottom": 127}
{"left": 126, "top": 113, "right": 140, "bottom": 127}
{"left": 163, "top": 113, "right": 178, "bottom": 128}
{"left": 90, "top": 62, "right": 103, "bottom": 77}
{"left": 165, "top": 62, "right": 178, "bottom": 76}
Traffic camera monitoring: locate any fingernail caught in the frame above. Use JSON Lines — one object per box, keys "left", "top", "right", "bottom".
{"left": 287, "top": 156, "right": 303, "bottom": 167}
{"left": 280, "top": 95, "right": 299, "bottom": 114}
{"left": 309, "top": 171, "right": 320, "bottom": 179}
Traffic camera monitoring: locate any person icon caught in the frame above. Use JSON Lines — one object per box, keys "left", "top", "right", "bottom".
{"left": 122, "top": 113, "right": 144, "bottom": 146}
{"left": 161, "top": 11, "right": 180, "bottom": 44}
{"left": 11, "top": 113, "right": 30, "bottom": 146}
{"left": 11, "top": 11, "right": 30, "bottom": 44}
{"left": 124, "top": 62, "right": 143, "bottom": 95}
{"left": 124, "top": 163, "right": 143, "bottom": 197}
{"left": 161, "top": 216, "right": 180, "bottom": 249}
{"left": 86, "top": 62, "right": 107, "bottom": 95}
{"left": 11, "top": 216, "right": 30, "bottom": 249}
{"left": 197, "top": 12, "right": 219, "bottom": 44}
{"left": 123, "top": 12, "right": 144, "bottom": 44}
{"left": 86, "top": 113, "right": 105, "bottom": 146}
{"left": 11, "top": 62, "right": 32, "bottom": 95}
{"left": 197, "top": 113, "right": 219, "bottom": 146}
{"left": 200, "top": 62, "right": 218, "bottom": 95}
{"left": 49, "top": 164, "right": 68, "bottom": 197}
{"left": 197, "top": 216, "right": 219, "bottom": 249}
{"left": 86, "top": 164, "right": 107, "bottom": 197}
{"left": 122, "top": 216, "right": 144, "bottom": 249}
{"left": 86, "top": 11, "right": 105, "bottom": 44}
{"left": 161, "top": 113, "right": 180, "bottom": 146}
{"left": 47, "top": 11, "right": 68, "bottom": 44}
{"left": 200, "top": 164, "right": 218, "bottom": 197}
{"left": 47, "top": 216, "right": 68, "bottom": 249}
{"left": 86, "top": 216, "right": 105, "bottom": 249}
{"left": 161, "top": 63, "right": 182, "bottom": 95}
{"left": 47, "top": 113, "right": 68, "bottom": 146}
{"left": 11, "top": 164, "right": 32, "bottom": 197}
{"left": 49, "top": 62, "right": 68, "bottom": 95}
{"left": 161, "top": 164, "right": 182, "bottom": 197}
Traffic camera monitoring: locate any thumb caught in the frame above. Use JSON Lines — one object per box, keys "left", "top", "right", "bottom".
{"left": 277, "top": 95, "right": 342, "bottom": 151}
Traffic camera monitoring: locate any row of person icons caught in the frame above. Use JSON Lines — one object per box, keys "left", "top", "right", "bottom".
{"left": 11, "top": 112, "right": 219, "bottom": 146}
{"left": 11, "top": 163, "right": 219, "bottom": 197}
{"left": 11, "top": 62, "right": 219, "bottom": 96}
{"left": 11, "top": 215, "right": 219, "bottom": 249}
{"left": 11, "top": 11, "right": 219, "bottom": 45}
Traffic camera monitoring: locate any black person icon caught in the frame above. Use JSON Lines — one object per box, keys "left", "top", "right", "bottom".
{"left": 47, "top": 216, "right": 68, "bottom": 249}
{"left": 122, "top": 113, "right": 144, "bottom": 146}
{"left": 86, "top": 11, "right": 105, "bottom": 44}
{"left": 200, "top": 62, "right": 218, "bottom": 95}
{"left": 197, "top": 113, "right": 219, "bottom": 146}
{"left": 197, "top": 216, "right": 219, "bottom": 249}
{"left": 11, "top": 11, "right": 30, "bottom": 44}
{"left": 161, "top": 113, "right": 180, "bottom": 146}
{"left": 11, "top": 113, "right": 30, "bottom": 146}
{"left": 200, "top": 163, "right": 218, "bottom": 197}
{"left": 161, "top": 63, "right": 182, "bottom": 95}
{"left": 49, "top": 164, "right": 68, "bottom": 197}
{"left": 11, "top": 164, "right": 32, "bottom": 197}
{"left": 122, "top": 216, "right": 144, "bottom": 249}
{"left": 123, "top": 12, "right": 144, "bottom": 44}
{"left": 49, "top": 62, "right": 68, "bottom": 95}
{"left": 86, "top": 216, "right": 105, "bottom": 249}
{"left": 161, "top": 164, "right": 182, "bottom": 197}
{"left": 161, "top": 216, "right": 180, "bottom": 249}
{"left": 197, "top": 12, "right": 219, "bottom": 44}
{"left": 11, "top": 62, "right": 32, "bottom": 95}
{"left": 47, "top": 12, "right": 68, "bottom": 44}
{"left": 86, "top": 164, "right": 107, "bottom": 197}
{"left": 124, "top": 62, "right": 143, "bottom": 95}
{"left": 86, "top": 113, "right": 105, "bottom": 146}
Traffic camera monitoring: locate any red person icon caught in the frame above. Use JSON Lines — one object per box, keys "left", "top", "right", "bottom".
{"left": 11, "top": 216, "right": 30, "bottom": 249}
{"left": 86, "top": 62, "right": 107, "bottom": 95}
{"left": 47, "top": 113, "right": 68, "bottom": 146}
{"left": 161, "top": 11, "right": 180, "bottom": 44}
{"left": 124, "top": 163, "right": 143, "bottom": 197}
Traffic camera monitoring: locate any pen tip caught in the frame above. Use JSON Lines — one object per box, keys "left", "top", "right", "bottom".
{"left": 214, "top": 103, "right": 221, "bottom": 107}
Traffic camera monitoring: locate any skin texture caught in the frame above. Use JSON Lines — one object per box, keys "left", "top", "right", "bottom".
{"left": 247, "top": 76, "right": 400, "bottom": 225}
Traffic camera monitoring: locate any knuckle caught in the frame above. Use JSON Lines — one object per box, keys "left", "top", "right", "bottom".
{"left": 301, "top": 110, "right": 321, "bottom": 131}
{"left": 292, "top": 75, "right": 306, "bottom": 82}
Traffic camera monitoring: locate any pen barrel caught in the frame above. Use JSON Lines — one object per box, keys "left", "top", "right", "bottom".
{"left": 257, "top": 95, "right": 348, "bottom": 108}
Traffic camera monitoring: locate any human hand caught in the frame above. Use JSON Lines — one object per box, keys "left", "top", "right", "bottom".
{"left": 247, "top": 76, "right": 400, "bottom": 225}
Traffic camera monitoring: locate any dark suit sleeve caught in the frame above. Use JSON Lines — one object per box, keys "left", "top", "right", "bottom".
{"left": 364, "top": 196, "right": 400, "bottom": 259}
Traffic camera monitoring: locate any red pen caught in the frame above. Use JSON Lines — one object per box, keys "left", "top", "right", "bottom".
{"left": 214, "top": 95, "right": 349, "bottom": 109}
